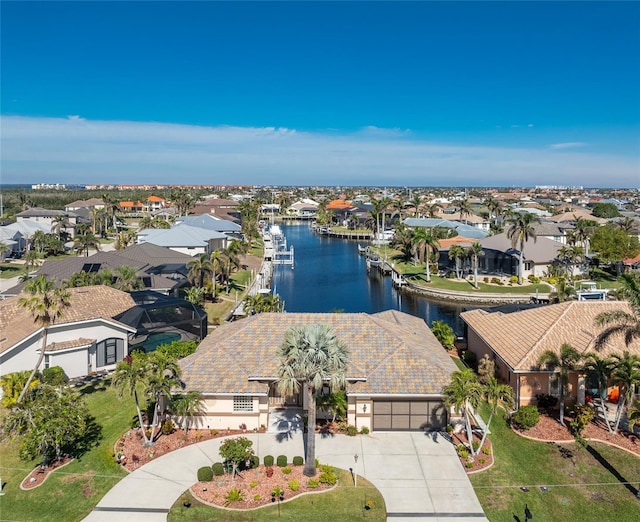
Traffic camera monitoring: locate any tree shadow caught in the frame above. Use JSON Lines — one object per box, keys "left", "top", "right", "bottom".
{"left": 586, "top": 444, "right": 638, "bottom": 497}
{"left": 68, "top": 414, "right": 103, "bottom": 461}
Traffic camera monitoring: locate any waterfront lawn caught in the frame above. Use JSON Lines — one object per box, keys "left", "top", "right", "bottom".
{"left": 168, "top": 469, "right": 386, "bottom": 521}
{"left": 471, "top": 404, "right": 640, "bottom": 522}
{"left": 0, "top": 379, "right": 134, "bottom": 522}
{"left": 412, "top": 275, "right": 552, "bottom": 294}
{"left": 0, "top": 263, "right": 22, "bottom": 278}
{"left": 205, "top": 269, "right": 253, "bottom": 324}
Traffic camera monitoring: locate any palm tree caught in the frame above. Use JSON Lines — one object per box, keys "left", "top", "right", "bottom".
{"left": 114, "top": 265, "right": 142, "bottom": 291}
{"left": 50, "top": 214, "right": 71, "bottom": 241}
{"left": 114, "top": 230, "right": 136, "bottom": 250}
{"left": 138, "top": 215, "right": 154, "bottom": 231}
{"left": 74, "top": 232, "right": 101, "bottom": 257}
{"left": 145, "top": 351, "right": 182, "bottom": 443}
{"left": 467, "top": 242, "right": 484, "bottom": 289}
{"left": 616, "top": 216, "right": 636, "bottom": 234}
{"left": 594, "top": 273, "right": 640, "bottom": 350}
{"left": 506, "top": 212, "right": 541, "bottom": 284}
{"left": 16, "top": 275, "right": 71, "bottom": 403}
{"left": 627, "top": 402, "right": 640, "bottom": 433}
{"left": 477, "top": 376, "right": 514, "bottom": 453}
{"left": 411, "top": 194, "right": 423, "bottom": 217}
{"left": 609, "top": 351, "right": 640, "bottom": 433}
{"left": 378, "top": 196, "right": 393, "bottom": 241}
{"left": 412, "top": 227, "right": 440, "bottom": 283}
{"left": 425, "top": 203, "right": 441, "bottom": 218}
{"left": 369, "top": 198, "right": 385, "bottom": 242}
{"left": 0, "top": 240, "right": 9, "bottom": 261}
{"left": 455, "top": 198, "right": 473, "bottom": 225}
{"left": 277, "top": 323, "right": 348, "bottom": 477}
{"left": 112, "top": 353, "right": 153, "bottom": 446}
{"left": 582, "top": 353, "right": 615, "bottom": 433}
{"left": 538, "top": 343, "right": 582, "bottom": 426}
{"left": 442, "top": 369, "right": 483, "bottom": 455}
{"left": 573, "top": 216, "right": 594, "bottom": 259}
{"left": 187, "top": 254, "right": 213, "bottom": 289}
{"left": 171, "top": 390, "right": 205, "bottom": 434}
{"left": 448, "top": 244, "right": 466, "bottom": 279}
{"left": 549, "top": 278, "right": 577, "bottom": 303}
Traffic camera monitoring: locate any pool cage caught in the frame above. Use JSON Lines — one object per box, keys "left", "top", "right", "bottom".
{"left": 114, "top": 291, "right": 208, "bottom": 353}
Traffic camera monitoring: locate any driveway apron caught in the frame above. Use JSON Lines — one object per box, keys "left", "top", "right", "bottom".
{"left": 84, "top": 432, "right": 487, "bottom": 522}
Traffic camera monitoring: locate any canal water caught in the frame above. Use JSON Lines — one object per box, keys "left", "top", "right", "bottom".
{"left": 271, "top": 223, "right": 471, "bottom": 334}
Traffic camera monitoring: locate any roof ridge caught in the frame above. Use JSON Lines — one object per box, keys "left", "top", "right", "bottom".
{"left": 518, "top": 301, "right": 574, "bottom": 367}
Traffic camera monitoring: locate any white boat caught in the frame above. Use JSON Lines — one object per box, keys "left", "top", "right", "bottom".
{"left": 576, "top": 281, "right": 610, "bottom": 301}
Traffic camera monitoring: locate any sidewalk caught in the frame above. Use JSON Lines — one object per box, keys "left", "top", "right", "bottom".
{"left": 84, "top": 431, "right": 487, "bottom": 522}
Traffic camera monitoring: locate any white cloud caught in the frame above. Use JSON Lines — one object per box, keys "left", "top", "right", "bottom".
{"left": 549, "top": 142, "right": 588, "bottom": 150}
{"left": 527, "top": 124, "right": 534, "bottom": 128}
{"left": 0, "top": 116, "right": 636, "bottom": 188}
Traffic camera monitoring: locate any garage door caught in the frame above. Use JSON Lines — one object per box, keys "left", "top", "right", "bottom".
{"left": 373, "top": 400, "right": 447, "bottom": 431}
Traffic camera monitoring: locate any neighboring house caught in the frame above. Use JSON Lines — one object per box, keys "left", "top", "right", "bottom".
{"left": 137, "top": 224, "right": 228, "bottom": 256}
{"left": 190, "top": 198, "right": 241, "bottom": 223}
{"left": 478, "top": 233, "right": 574, "bottom": 280}
{"left": 16, "top": 207, "right": 78, "bottom": 238}
{"left": 145, "top": 195, "right": 166, "bottom": 212}
{"left": 0, "top": 286, "right": 136, "bottom": 379}
{"left": 286, "top": 200, "right": 318, "bottom": 219}
{"left": 178, "top": 310, "right": 458, "bottom": 432}
{"left": 461, "top": 301, "right": 640, "bottom": 408}
{"left": 151, "top": 207, "right": 178, "bottom": 222}
{"left": 119, "top": 201, "right": 145, "bottom": 213}
{"left": 548, "top": 210, "right": 607, "bottom": 226}
{"left": 1, "top": 220, "right": 50, "bottom": 251}
{"left": 64, "top": 198, "right": 105, "bottom": 212}
{"left": 1, "top": 243, "right": 194, "bottom": 298}
{"left": 531, "top": 221, "right": 570, "bottom": 245}
{"left": 435, "top": 211, "right": 490, "bottom": 231}
{"left": 0, "top": 228, "right": 23, "bottom": 257}
{"left": 174, "top": 214, "right": 242, "bottom": 239}
{"left": 404, "top": 218, "right": 489, "bottom": 240}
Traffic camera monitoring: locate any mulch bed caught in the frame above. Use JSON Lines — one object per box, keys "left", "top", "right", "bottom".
{"left": 514, "top": 410, "right": 640, "bottom": 456}
{"left": 20, "top": 456, "right": 74, "bottom": 490}
{"left": 116, "top": 428, "right": 260, "bottom": 472}
{"left": 449, "top": 431, "right": 494, "bottom": 473}
{"left": 190, "top": 464, "right": 333, "bottom": 509}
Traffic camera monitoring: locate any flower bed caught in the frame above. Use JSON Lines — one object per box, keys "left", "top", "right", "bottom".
{"left": 190, "top": 464, "right": 333, "bottom": 509}
{"left": 20, "top": 456, "right": 74, "bottom": 490}
{"left": 449, "top": 431, "right": 494, "bottom": 473}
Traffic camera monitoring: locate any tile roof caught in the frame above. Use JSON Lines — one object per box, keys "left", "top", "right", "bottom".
{"left": 17, "top": 207, "right": 78, "bottom": 218}
{"left": 179, "top": 311, "right": 457, "bottom": 396}
{"left": 461, "top": 301, "right": 640, "bottom": 371}
{"left": 138, "top": 224, "right": 227, "bottom": 247}
{"left": 0, "top": 286, "right": 135, "bottom": 354}
{"left": 45, "top": 338, "right": 95, "bottom": 352}
{"left": 480, "top": 233, "right": 563, "bottom": 263}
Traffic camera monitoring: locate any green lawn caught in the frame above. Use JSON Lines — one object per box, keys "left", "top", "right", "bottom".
{"left": 167, "top": 469, "right": 385, "bottom": 521}
{"left": 471, "top": 404, "right": 640, "bottom": 521}
{"left": 0, "top": 264, "right": 23, "bottom": 278}
{"left": 0, "top": 378, "right": 135, "bottom": 522}
{"left": 205, "top": 270, "right": 253, "bottom": 324}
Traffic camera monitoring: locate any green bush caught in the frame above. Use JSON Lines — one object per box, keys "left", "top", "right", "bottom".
{"left": 483, "top": 277, "right": 489, "bottom": 283}
{"left": 41, "top": 366, "right": 68, "bottom": 386}
{"left": 264, "top": 455, "right": 274, "bottom": 467}
{"left": 319, "top": 464, "right": 337, "bottom": 485}
{"left": 570, "top": 404, "right": 596, "bottom": 440}
{"left": 360, "top": 426, "right": 370, "bottom": 435}
{"left": 288, "top": 479, "right": 300, "bottom": 491}
{"left": 161, "top": 419, "right": 174, "bottom": 435}
{"left": 250, "top": 480, "right": 258, "bottom": 489}
{"left": 292, "top": 456, "right": 304, "bottom": 466}
{"left": 346, "top": 424, "right": 358, "bottom": 436}
{"left": 461, "top": 350, "right": 477, "bottom": 369}
{"left": 282, "top": 466, "right": 292, "bottom": 475}
{"left": 307, "top": 478, "right": 319, "bottom": 488}
{"left": 224, "top": 488, "right": 245, "bottom": 506}
{"left": 250, "top": 455, "right": 260, "bottom": 468}
{"left": 276, "top": 455, "right": 288, "bottom": 467}
{"left": 471, "top": 440, "right": 480, "bottom": 451}
{"left": 458, "top": 448, "right": 469, "bottom": 459}
{"left": 156, "top": 340, "right": 198, "bottom": 359}
{"left": 490, "top": 277, "right": 501, "bottom": 284}
{"left": 482, "top": 446, "right": 491, "bottom": 455}
{"left": 535, "top": 393, "right": 558, "bottom": 410}
{"left": 212, "top": 462, "right": 225, "bottom": 476}
{"left": 197, "top": 466, "right": 213, "bottom": 482}
{"left": 512, "top": 405, "right": 540, "bottom": 430}
{"left": 510, "top": 275, "right": 519, "bottom": 284}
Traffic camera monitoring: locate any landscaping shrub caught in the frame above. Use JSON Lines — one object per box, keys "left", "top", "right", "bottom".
{"left": 510, "top": 275, "right": 519, "bottom": 285}
{"left": 161, "top": 418, "right": 174, "bottom": 435}
{"left": 490, "top": 277, "right": 501, "bottom": 284}
{"left": 483, "top": 277, "right": 489, "bottom": 283}
{"left": 264, "top": 455, "right": 274, "bottom": 467}
{"left": 292, "top": 456, "right": 304, "bottom": 466}
{"left": 250, "top": 455, "right": 260, "bottom": 468}
{"left": 265, "top": 467, "right": 274, "bottom": 477}
{"left": 570, "top": 404, "right": 596, "bottom": 444}
{"left": 535, "top": 393, "right": 558, "bottom": 410}
{"left": 210, "top": 429, "right": 219, "bottom": 437}
{"left": 42, "top": 366, "right": 68, "bottom": 386}
{"left": 472, "top": 440, "right": 480, "bottom": 452}
{"left": 461, "top": 350, "right": 477, "bottom": 369}
{"left": 282, "top": 466, "right": 292, "bottom": 475}
{"left": 212, "top": 462, "right": 225, "bottom": 476}
{"left": 197, "top": 466, "right": 213, "bottom": 482}
{"left": 253, "top": 494, "right": 261, "bottom": 501}
{"left": 224, "top": 488, "right": 245, "bottom": 506}
{"left": 465, "top": 461, "right": 474, "bottom": 468}
{"left": 360, "top": 426, "right": 370, "bottom": 435}
{"left": 289, "top": 479, "right": 300, "bottom": 491}
{"left": 276, "top": 455, "right": 288, "bottom": 467}
{"left": 482, "top": 446, "right": 491, "bottom": 456}
{"left": 512, "top": 405, "right": 540, "bottom": 430}
{"left": 307, "top": 478, "right": 319, "bottom": 488}
{"left": 318, "top": 464, "right": 337, "bottom": 485}
{"left": 346, "top": 424, "right": 358, "bottom": 436}
{"left": 528, "top": 275, "right": 541, "bottom": 284}
{"left": 458, "top": 448, "right": 469, "bottom": 459}
{"left": 250, "top": 480, "right": 258, "bottom": 489}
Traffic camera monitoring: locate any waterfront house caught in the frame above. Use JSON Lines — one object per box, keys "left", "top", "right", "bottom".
{"left": 16, "top": 207, "right": 79, "bottom": 238}
{"left": 177, "top": 310, "right": 458, "bottom": 432}
{"left": 404, "top": 217, "right": 489, "bottom": 240}
{"left": 461, "top": 301, "right": 640, "bottom": 408}
{"left": 137, "top": 224, "right": 228, "bottom": 256}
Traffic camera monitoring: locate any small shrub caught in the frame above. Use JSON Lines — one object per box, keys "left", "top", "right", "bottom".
{"left": 482, "top": 446, "right": 491, "bottom": 456}
{"left": 41, "top": 366, "right": 69, "bottom": 386}
{"left": 292, "top": 456, "right": 304, "bottom": 466}
{"left": 490, "top": 277, "right": 501, "bottom": 284}
{"left": 471, "top": 440, "right": 480, "bottom": 452}
{"left": 250, "top": 455, "right": 260, "bottom": 468}
{"left": 276, "top": 455, "right": 288, "bottom": 467}
{"left": 319, "top": 464, "right": 337, "bottom": 485}
{"left": 271, "top": 486, "right": 284, "bottom": 498}
{"left": 458, "top": 449, "right": 469, "bottom": 459}
{"left": 510, "top": 275, "right": 519, "bottom": 285}
{"left": 265, "top": 467, "right": 274, "bottom": 478}
{"left": 346, "top": 425, "right": 358, "bottom": 436}
{"left": 483, "top": 277, "right": 489, "bottom": 283}
{"left": 253, "top": 494, "right": 261, "bottom": 501}
{"left": 461, "top": 350, "right": 477, "bottom": 369}
{"left": 282, "top": 466, "right": 292, "bottom": 475}
{"left": 465, "top": 461, "right": 474, "bottom": 468}
{"left": 264, "top": 455, "right": 274, "bottom": 467}
{"left": 570, "top": 404, "right": 596, "bottom": 440}
{"left": 250, "top": 480, "right": 258, "bottom": 489}
{"left": 212, "top": 462, "right": 225, "bottom": 476}
{"left": 314, "top": 458, "right": 320, "bottom": 468}
{"left": 479, "top": 457, "right": 486, "bottom": 465}
{"left": 161, "top": 419, "right": 174, "bottom": 435}
{"left": 288, "top": 479, "right": 300, "bottom": 491}
{"left": 535, "top": 394, "right": 558, "bottom": 410}
{"left": 195, "top": 431, "right": 203, "bottom": 441}
{"left": 224, "top": 488, "right": 245, "bottom": 506}
{"left": 197, "top": 466, "right": 213, "bottom": 482}
{"left": 210, "top": 429, "right": 219, "bottom": 437}
{"left": 360, "top": 426, "right": 370, "bottom": 435}
{"left": 512, "top": 405, "right": 540, "bottom": 430}
{"left": 307, "top": 478, "right": 319, "bottom": 488}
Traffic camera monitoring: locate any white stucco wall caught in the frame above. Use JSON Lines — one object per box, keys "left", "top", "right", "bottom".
{"left": 48, "top": 347, "right": 90, "bottom": 379}
{"left": 189, "top": 395, "right": 264, "bottom": 431}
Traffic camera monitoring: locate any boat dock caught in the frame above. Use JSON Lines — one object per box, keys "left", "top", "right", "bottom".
{"left": 263, "top": 225, "right": 294, "bottom": 269}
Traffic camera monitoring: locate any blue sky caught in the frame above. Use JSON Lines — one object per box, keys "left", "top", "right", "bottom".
{"left": 1, "top": 1, "right": 638, "bottom": 187}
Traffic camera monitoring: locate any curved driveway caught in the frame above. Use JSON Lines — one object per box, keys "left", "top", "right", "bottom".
{"left": 84, "top": 432, "right": 487, "bottom": 522}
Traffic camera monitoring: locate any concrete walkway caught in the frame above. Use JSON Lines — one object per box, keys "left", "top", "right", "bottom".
{"left": 84, "top": 431, "right": 487, "bottom": 522}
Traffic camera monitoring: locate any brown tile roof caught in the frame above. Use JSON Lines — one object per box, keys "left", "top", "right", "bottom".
{"left": 461, "top": 301, "right": 640, "bottom": 371}
{"left": 45, "top": 338, "right": 95, "bottom": 352}
{"left": 179, "top": 311, "right": 457, "bottom": 396}
{"left": 0, "top": 286, "right": 135, "bottom": 354}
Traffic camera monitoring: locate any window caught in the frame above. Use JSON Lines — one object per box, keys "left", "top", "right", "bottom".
{"left": 96, "top": 338, "right": 124, "bottom": 367}
{"left": 233, "top": 396, "right": 253, "bottom": 412}
{"left": 44, "top": 354, "right": 50, "bottom": 369}
{"left": 524, "top": 262, "right": 533, "bottom": 271}
{"left": 549, "top": 374, "right": 560, "bottom": 396}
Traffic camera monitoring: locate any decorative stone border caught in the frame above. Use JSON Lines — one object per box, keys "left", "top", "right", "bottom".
{"left": 19, "top": 458, "right": 74, "bottom": 491}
